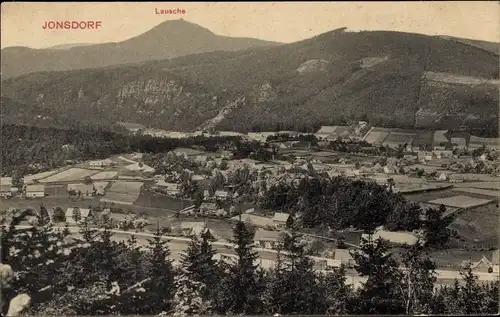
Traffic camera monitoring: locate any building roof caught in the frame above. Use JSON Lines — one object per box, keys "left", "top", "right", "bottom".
{"left": 334, "top": 249, "right": 354, "bottom": 263}
{"left": 0, "top": 177, "right": 12, "bottom": 186}
{"left": 65, "top": 208, "right": 92, "bottom": 218}
{"left": 272, "top": 212, "right": 290, "bottom": 223}
{"left": 26, "top": 184, "right": 45, "bottom": 192}
{"left": 231, "top": 214, "right": 274, "bottom": 227}
{"left": 67, "top": 183, "right": 94, "bottom": 193}
{"left": 254, "top": 229, "right": 281, "bottom": 242}
{"left": 215, "top": 190, "right": 228, "bottom": 197}
{"left": 472, "top": 256, "right": 492, "bottom": 269}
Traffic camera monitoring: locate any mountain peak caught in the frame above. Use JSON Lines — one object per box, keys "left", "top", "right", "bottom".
{"left": 147, "top": 19, "right": 215, "bottom": 36}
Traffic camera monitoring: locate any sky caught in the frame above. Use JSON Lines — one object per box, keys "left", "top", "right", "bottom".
{"left": 1, "top": 1, "right": 499, "bottom": 49}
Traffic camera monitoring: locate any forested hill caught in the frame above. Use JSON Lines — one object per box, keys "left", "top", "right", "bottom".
{"left": 2, "top": 29, "right": 498, "bottom": 136}
{"left": 1, "top": 19, "right": 281, "bottom": 79}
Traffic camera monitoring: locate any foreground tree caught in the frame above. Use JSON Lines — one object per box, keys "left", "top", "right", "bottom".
{"left": 398, "top": 242, "right": 438, "bottom": 314}
{"left": 214, "top": 221, "right": 265, "bottom": 314}
{"left": 351, "top": 237, "right": 405, "bottom": 314}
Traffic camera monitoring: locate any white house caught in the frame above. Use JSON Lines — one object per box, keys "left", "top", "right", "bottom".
{"left": 272, "top": 212, "right": 290, "bottom": 229}
{"left": 0, "top": 177, "right": 13, "bottom": 198}
{"left": 65, "top": 207, "right": 94, "bottom": 224}
{"left": 215, "top": 190, "right": 229, "bottom": 200}
{"left": 125, "top": 163, "right": 155, "bottom": 173}
{"left": 156, "top": 180, "right": 181, "bottom": 195}
{"left": 25, "top": 184, "right": 45, "bottom": 198}
{"left": 88, "top": 158, "right": 116, "bottom": 167}
{"left": 254, "top": 230, "right": 281, "bottom": 249}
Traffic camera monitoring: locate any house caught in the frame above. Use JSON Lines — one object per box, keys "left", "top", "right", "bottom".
{"left": 254, "top": 230, "right": 281, "bottom": 249}
{"left": 156, "top": 180, "right": 181, "bottom": 195}
{"left": 437, "top": 172, "right": 448, "bottom": 181}
{"left": 448, "top": 174, "right": 465, "bottom": 183}
{"left": 200, "top": 203, "right": 218, "bottom": 215}
{"left": 25, "top": 184, "right": 45, "bottom": 198}
{"left": 334, "top": 249, "right": 355, "bottom": 267}
{"left": 231, "top": 214, "right": 274, "bottom": 228}
{"left": 451, "top": 137, "right": 467, "bottom": 150}
{"left": 65, "top": 207, "right": 94, "bottom": 224}
{"left": 180, "top": 222, "right": 206, "bottom": 236}
{"left": 215, "top": 190, "right": 229, "bottom": 200}
{"left": 0, "top": 177, "right": 12, "bottom": 198}
{"left": 67, "top": 183, "right": 95, "bottom": 196}
{"left": 467, "top": 256, "right": 494, "bottom": 273}
{"left": 125, "top": 162, "right": 155, "bottom": 173}
{"left": 272, "top": 212, "right": 290, "bottom": 229}
{"left": 88, "top": 158, "right": 116, "bottom": 167}
{"left": 433, "top": 150, "right": 453, "bottom": 159}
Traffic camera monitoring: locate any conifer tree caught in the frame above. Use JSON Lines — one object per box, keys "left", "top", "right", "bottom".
{"left": 180, "top": 230, "right": 221, "bottom": 300}
{"left": 171, "top": 268, "right": 212, "bottom": 316}
{"left": 351, "top": 236, "right": 405, "bottom": 314}
{"left": 271, "top": 217, "right": 323, "bottom": 314}
{"left": 143, "top": 225, "right": 174, "bottom": 314}
{"left": 217, "top": 221, "right": 265, "bottom": 314}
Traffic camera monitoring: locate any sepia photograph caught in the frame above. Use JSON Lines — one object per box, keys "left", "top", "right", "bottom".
{"left": 1, "top": 1, "right": 499, "bottom": 316}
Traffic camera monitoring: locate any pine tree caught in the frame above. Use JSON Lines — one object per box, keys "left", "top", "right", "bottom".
{"left": 351, "top": 236, "right": 405, "bottom": 314}
{"left": 217, "top": 221, "right": 265, "bottom": 314}
{"left": 321, "top": 265, "right": 353, "bottom": 315}
{"left": 78, "top": 218, "right": 98, "bottom": 243}
{"left": 180, "top": 230, "right": 220, "bottom": 300}
{"left": 171, "top": 268, "right": 211, "bottom": 316}
{"left": 458, "top": 263, "right": 483, "bottom": 314}
{"left": 270, "top": 218, "right": 324, "bottom": 314}
{"left": 143, "top": 225, "right": 174, "bottom": 314}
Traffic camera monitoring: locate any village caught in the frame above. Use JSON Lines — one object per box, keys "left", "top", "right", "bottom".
{"left": 1, "top": 122, "right": 499, "bottom": 288}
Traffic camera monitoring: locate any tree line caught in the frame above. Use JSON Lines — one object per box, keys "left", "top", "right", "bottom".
{"left": 260, "top": 175, "right": 453, "bottom": 247}
{"left": 0, "top": 123, "right": 262, "bottom": 178}
{"left": 1, "top": 208, "right": 497, "bottom": 316}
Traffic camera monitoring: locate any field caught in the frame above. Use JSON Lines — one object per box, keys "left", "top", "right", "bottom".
{"left": 448, "top": 203, "right": 499, "bottom": 249}
{"left": 39, "top": 168, "right": 98, "bottom": 183}
{"left": 107, "top": 181, "right": 143, "bottom": 194}
{"left": 453, "top": 188, "right": 499, "bottom": 198}
{"left": 23, "top": 170, "right": 61, "bottom": 184}
{"left": 134, "top": 190, "right": 193, "bottom": 212}
{"left": 404, "top": 188, "right": 495, "bottom": 203}
{"left": 453, "top": 182, "right": 499, "bottom": 190}
{"left": 383, "top": 132, "right": 415, "bottom": 144}
{"left": 90, "top": 171, "right": 118, "bottom": 180}
{"left": 428, "top": 195, "right": 493, "bottom": 209}
{"left": 100, "top": 181, "right": 144, "bottom": 205}
{"left": 364, "top": 131, "right": 388, "bottom": 144}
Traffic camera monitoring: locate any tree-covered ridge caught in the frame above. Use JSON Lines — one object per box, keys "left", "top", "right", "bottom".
{"left": 0, "top": 123, "right": 255, "bottom": 177}
{"left": 0, "top": 208, "right": 497, "bottom": 315}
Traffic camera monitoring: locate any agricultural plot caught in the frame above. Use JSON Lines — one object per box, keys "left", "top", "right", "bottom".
{"left": 90, "top": 171, "right": 118, "bottom": 180}
{"left": 428, "top": 195, "right": 493, "bottom": 209}
{"left": 453, "top": 181, "right": 499, "bottom": 190}
{"left": 453, "top": 188, "right": 499, "bottom": 198}
{"left": 383, "top": 132, "right": 415, "bottom": 145}
{"left": 364, "top": 131, "right": 389, "bottom": 144}
{"left": 39, "top": 168, "right": 98, "bottom": 183}
{"left": 107, "top": 181, "right": 143, "bottom": 194}
{"left": 101, "top": 193, "right": 137, "bottom": 205}
{"left": 449, "top": 203, "right": 499, "bottom": 249}
{"left": 100, "top": 181, "right": 144, "bottom": 205}
{"left": 469, "top": 136, "right": 499, "bottom": 149}
{"left": 23, "top": 170, "right": 61, "bottom": 184}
